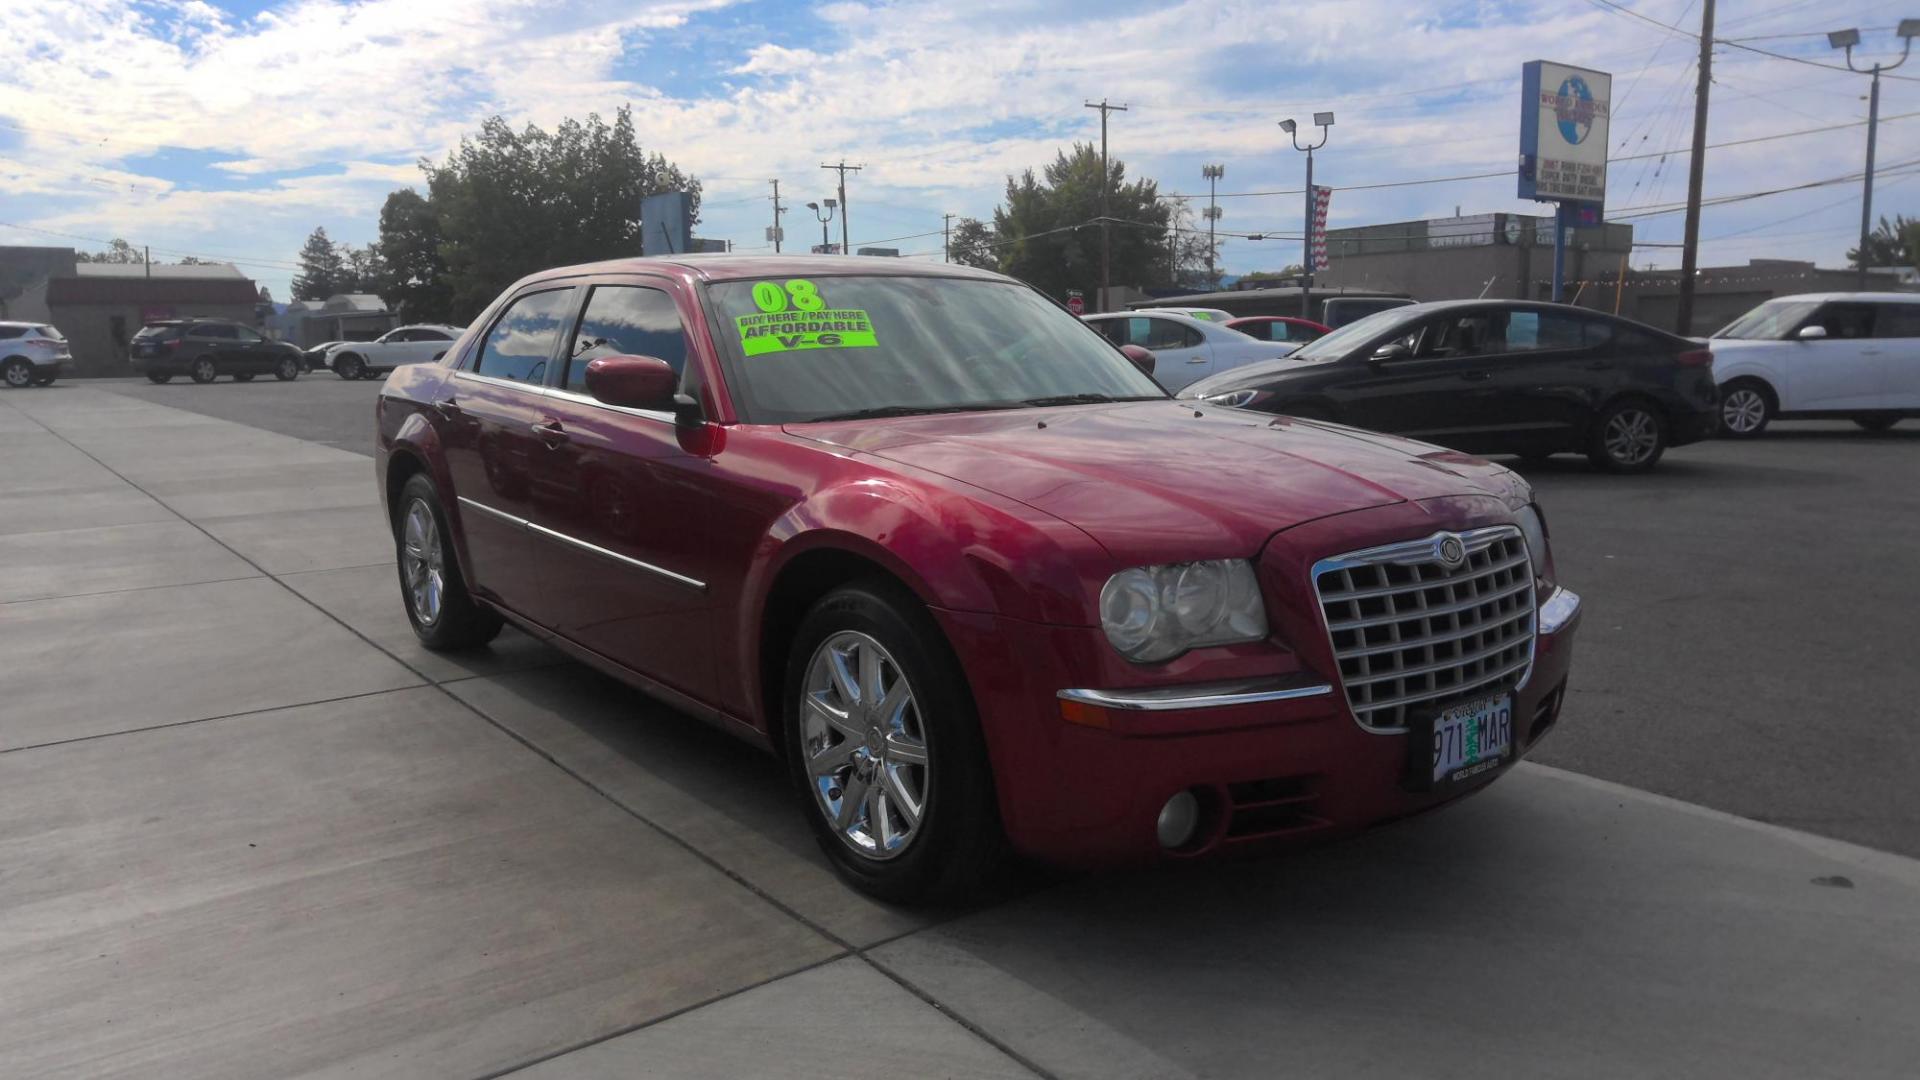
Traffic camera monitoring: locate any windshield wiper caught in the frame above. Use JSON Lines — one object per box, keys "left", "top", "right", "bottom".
{"left": 1018, "top": 393, "right": 1162, "bottom": 407}
{"left": 808, "top": 402, "right": 1025, "bottom": 421}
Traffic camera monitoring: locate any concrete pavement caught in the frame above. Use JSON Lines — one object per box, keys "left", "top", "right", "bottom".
{"left": 2, "top": 383, "right": 1916, "bottom": 1078}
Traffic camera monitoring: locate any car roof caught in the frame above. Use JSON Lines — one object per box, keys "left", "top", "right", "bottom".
{"left": 1758, "top": 292, "right": 1920, "bottom": 303}
{"left": 524, "top": 254, "right": 1012, "bottom": 286}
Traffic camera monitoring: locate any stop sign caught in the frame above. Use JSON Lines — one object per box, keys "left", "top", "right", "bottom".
{"left": 1066, "top": 294, "right": 1085, "bottom": 316}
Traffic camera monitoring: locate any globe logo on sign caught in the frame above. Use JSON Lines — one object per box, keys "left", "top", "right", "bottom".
{"left": 1555, "top": 77, "right": 1596, "bottom": 145}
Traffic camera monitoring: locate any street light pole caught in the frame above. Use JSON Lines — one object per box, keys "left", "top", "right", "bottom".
{"left": 1280, "top": 113, "right": 1333, "bottom": 320}
{"left": 805, "top": 200, "right": 837, "bottom": 253}
{"left": 1831, "top": 22, "right": 1918, "bottom": 289}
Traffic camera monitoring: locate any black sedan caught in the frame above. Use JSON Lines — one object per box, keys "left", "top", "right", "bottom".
{"left": 1179, "top": 300, "right": 1719, "bottom": 472}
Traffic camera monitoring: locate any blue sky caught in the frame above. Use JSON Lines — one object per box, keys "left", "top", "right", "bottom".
{"left": 1, "top": 0, "right": 1910, "bottom": 300}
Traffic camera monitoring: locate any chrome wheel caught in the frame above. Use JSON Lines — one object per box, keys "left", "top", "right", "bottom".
{"left": 2, "top": 360, "right": 31, "bottom": 388}
{"left": 1603, "top": 407, "right": 1659, "bottom": 465}
{"left": 800, "top": 630, "right": 930, "bottom": 861}
{"left": 400, "top": 498, "right": 445, "bottom": 628}
{"left": 1721, "top": 388, "right": 1767, "bottom": 434}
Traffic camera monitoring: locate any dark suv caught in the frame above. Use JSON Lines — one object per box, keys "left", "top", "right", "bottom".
{"left": 130, "top": 320, "right": 305, "bottom": 384}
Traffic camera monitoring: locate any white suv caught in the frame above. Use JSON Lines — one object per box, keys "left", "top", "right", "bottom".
{"left": 324, "top": 324, "right": 464, "bottom": 380}
{"left": 0, "top": 322, "right": 73, "bottom": 388}
{"left": 1711, "top": 293, "right": 1920, "bottom": 435}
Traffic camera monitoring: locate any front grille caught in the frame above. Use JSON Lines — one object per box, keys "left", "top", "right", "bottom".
{"left": 1312, "top": 527, "right": 1536, "bottom": 732}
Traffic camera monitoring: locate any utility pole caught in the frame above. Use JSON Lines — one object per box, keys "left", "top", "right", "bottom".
{"left": 1202, "top": 165, "right": 1224, "bottom": 286}
{"left": 943, "top": 213, "right": 955, "bottom": 263}
{"left": 1675, "top": 0, "right": 1715, "bottom": 335}
{"left": 820, "top": 160, "right": 862, "bottom": 254}
{"left": 1281, "top": 113, "right": 1333, "bottom": 319}
{"left": 1085, "top": 99, "right": 1128, "bottom": 312}
{"left": 1830, "top": 23, "right": 1919, "bottom": 289}
{"left": 768, "top": 179, "right": 785, "bottom": 253}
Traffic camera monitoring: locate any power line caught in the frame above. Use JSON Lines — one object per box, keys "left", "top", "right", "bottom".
{"left": 1584, "top": 0, "right": 1920, "bottom": 81}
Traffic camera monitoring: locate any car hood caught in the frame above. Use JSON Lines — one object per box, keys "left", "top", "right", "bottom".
{"left": 786, "top": 401, "right": 1524, "bottom": 559}
{"left": 1182, "top": 353, "right": 1340, "bottom": 396}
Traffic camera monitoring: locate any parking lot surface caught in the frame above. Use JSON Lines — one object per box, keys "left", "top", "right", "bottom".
{"left": 5, "top": 382, "right": 1918, "bottom": 1077}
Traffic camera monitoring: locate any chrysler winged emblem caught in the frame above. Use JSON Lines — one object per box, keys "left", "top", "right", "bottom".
{"left": 1436, "top": 534, "right": 1467, "bottom": 569}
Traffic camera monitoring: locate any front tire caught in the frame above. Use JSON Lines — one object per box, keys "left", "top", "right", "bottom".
{"left": 783, "top": 580, "right": 1005, "bottom": 905}
{"left": 1588, "top": 399, "right": 1667, "bottom": 473}
{"left": 1718, "top": 380, "right": 1772, "bottom": 438}
{"left": 274, "top": 356, "right": 300, "bottom": 381}
{"left": 190, "top": 356, "right": 219, "bottom": 383}
{"left": 1, "top": 358, "right": 31, "bottom": 388}
{"left": 393, "top": 473, "right": 502, "bottom": 650}
{"left": 336, "top": 354, "right": 364, "bottom": 381}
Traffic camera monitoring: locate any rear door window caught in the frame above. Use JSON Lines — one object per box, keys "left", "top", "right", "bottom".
{"left": 1872, "top": 303, "right": 1920, "bottom": 338}
{"left": 473, "top": 288, "right": 574, "bottom": 383}
{"left": 1143, "top": 318, "right": 1201, "bottom": 351}
{"left": 1503, "top": 310, "right": 1589, "bottom": 352}
{"left": 0, "top": 327, "right": 22, "bottom": 340}
{"left": 196, "top": 324, "right": 236, "bottom": 340}
{"left": 562, "top": 285, "right": 690, "bottom": 394}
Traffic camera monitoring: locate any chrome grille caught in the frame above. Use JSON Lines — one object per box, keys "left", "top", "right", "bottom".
{"left": 1311, "top": 527, "right": 1536, "bottom": 732}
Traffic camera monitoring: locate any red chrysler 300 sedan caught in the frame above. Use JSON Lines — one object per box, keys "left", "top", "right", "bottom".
{"left": 374, "top": 255, "right": 1582, "bottom": 904}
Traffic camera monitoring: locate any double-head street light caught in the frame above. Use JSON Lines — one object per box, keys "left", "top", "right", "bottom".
{"left": 1830, "top": 21, "right": 1920, "bottom": 288}
{"left": 1280, "top": 111, "right": 1333, "bottom": 317}
{"left": 805, "top": 198, "right": 838, "bottom": 253}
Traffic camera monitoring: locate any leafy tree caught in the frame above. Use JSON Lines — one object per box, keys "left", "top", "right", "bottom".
{"left": 983, "top": 143, "right": 1170, "bottom": 305}
{"left": 75, "top": 238, "right": 144, "bottom": 264}
{"left": 1849, "top": 214, "right": 1920, "bottom": 272}
{"left": 375, "top": 188, "right": 453, "bottom": 322}
{"left": 339, "top": 243, "right": 386, "bottom": 294}
{"left": 422, "top": 106, "right": 702, "bottom": 319}
{"left": 257, "top": 285, "right": 273, "bottom": 304}
{"left": 291, "top": 227, "right": 350, "bottom": 300}
{"left": 1237, "top": 267, "right": 1305, "bottom": 286}
{"left": 947, "top": 217, "right": 997, "bottom": 270}
{"left": 1163, "top": 200, "right": 1224, "bottom": 291}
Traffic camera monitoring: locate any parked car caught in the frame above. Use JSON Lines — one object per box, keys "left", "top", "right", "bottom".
{"left": 1322, "top": 296, "right": 1417, "bottom": 328}
{"left": 1082, "top": 311, "right": 1291, "bottom": 391}
{"left": 1226, "top": 315, "right": 1330, "bottom": 347}
{"left": 326, "top": 324, "right": 463, "bottom": 380}
{"left": 1181, "top": 300, "right": 1717, "bottom": 473}
{"left": 129, "top": 319, "right": 304, "bottom": 384}
{"left": 304, "top": 340, "right": 350, "bottom": 372}
{"left": 0, "top": 321, "right": 72, "bottom": 388}
{"left": 375, "top": 256, "right": 1581, "bottom": 904}
{"left": 1136, "top": 306, "right": 1237, "bottom": 322}
{"left": 1708, "top": 293, "right": 1919, "bottom": 436}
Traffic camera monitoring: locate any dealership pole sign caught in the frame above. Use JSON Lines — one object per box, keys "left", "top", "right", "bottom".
{"left": 1519, "top": 61, "right": 1610, "bottom": 204}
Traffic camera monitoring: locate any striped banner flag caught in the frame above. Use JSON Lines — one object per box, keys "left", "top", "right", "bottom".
{"left": 1309, "top": 185, "right": 1333, "bottom": 273}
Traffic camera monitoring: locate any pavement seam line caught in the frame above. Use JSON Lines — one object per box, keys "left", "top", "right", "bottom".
{"left": 0, "top": 571, "right": 264, "bottom": 606}
{"left": 11, "top": 391, "right": 1056, "bottom": 1079}
{"left": 0, "top": 685, "right": 427, "bottom": 757}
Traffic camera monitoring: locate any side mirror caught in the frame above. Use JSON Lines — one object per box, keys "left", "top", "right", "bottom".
{"left": 1795, "top": 324, "right": 1829, "bottom": 341}
{"left": 1370, "top": 342, "right": 1411, "bottom": 364}
{"left": 584, "top": 355, "right": 679, "bottom": 411}
{"left": 1119, "top": 344, "right": 1156, "bottom": 377}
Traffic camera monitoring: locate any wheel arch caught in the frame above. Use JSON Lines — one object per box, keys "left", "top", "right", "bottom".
{"left": 1718, "top": 373, "right": 1779, "bottom": 412}
{"left": 381, "top": 419, "right": 477, "bottom": 592}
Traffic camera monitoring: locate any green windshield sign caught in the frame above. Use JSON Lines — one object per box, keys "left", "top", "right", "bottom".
{"left": 737, "top": 278, "right": 880, "bottom": 355}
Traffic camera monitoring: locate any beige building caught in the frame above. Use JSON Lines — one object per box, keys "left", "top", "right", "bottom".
{"left": 48, "top": 263, "right": 260, "bottom": 377}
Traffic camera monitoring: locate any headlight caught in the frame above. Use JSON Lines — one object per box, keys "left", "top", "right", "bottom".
{"left": 1099, "top": 559, "right": 1269, "bottom": 662}
{"left": 1514, "top": 503, "right": 1550, "bottom": 567}
{"left": 1198, "top": 389, "right": 1263, "bottom": 409}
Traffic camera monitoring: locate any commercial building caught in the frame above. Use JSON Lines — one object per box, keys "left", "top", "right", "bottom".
{"left": 265, "top": 294, "right": 398, "bottom": 349}
{"left": 47, "top": 263, "right": 261, "bottom": 377}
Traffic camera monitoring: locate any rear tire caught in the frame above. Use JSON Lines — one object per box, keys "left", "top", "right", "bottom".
{"left": 393, "top": 472, "right": 503, "bottom": 650}
{"left": 190, "top": 356, "right": 218, "bottom": 384}
{"left": 1718, "top": 380, "right": 1772, "bottom": 438}
{"left": 1853, "top": 414, "right": 1900, "bottom": 433}
{"left": 336, "top": 354, "right": 364, "bottom": 381}
{"left": 783, "top": 579, "right": 1006, "bottom": 906}
{"left": 1588, "top": 399, "right": 1667, "bottom": 473}
{"left": 146, "top": 373, "right": 173, "bottom": 385}
{"left": 1, "top": 358, "right": 31, "bottom": 388}
{"left": 274, "top": 356, "right": 300, "bottom": 381}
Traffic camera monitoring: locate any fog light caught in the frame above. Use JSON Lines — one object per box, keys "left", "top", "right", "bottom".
{"left": 1156, "top": 790, "right": 1201, "bottom": 849}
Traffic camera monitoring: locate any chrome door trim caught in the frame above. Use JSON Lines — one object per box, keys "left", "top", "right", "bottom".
{"left": 452, "top": 370, "right": 550, "bottom": 397}
{"left": 527, "top": 522, "right": 707, "bottom": 591}
{"left": 542, "top": 385, "right": 678, "bottom": 424}
{"left": 455, "top": 496, "right": 529, "bottom": 528}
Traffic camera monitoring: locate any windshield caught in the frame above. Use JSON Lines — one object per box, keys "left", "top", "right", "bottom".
{"left": 706, "top": 275, "right": 1167, "bottom": 423}
{"left": 1714, "top": 299, "right": 1821, "bottom": 340}
{"left": 1287, "top": 304, "right": 1431, "bottom": 361}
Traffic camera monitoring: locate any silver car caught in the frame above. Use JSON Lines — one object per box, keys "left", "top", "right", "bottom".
{"left": 324, "top": 324, "right": 464, "bottom": 380}
{"left": 0, "top": 321, "right": 72, "bottom": 388}
{"left": 1082, "top": 311, "right": 1290, "bottom": 392}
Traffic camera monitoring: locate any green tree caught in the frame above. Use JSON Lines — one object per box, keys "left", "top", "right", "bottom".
{"left": 339, "top": 243, "right": 386, "bottom": 294}
{"left": 257, "top": 284, "right": 273, "bottom": 304}
{"left": 291, "top": 227, "right": 349, "bottom": 300}
{"left": 375, "top": 188, "right": 453, "bottom": 322}
{"left": 986, "top": 143, "right": 1171, "bottom": 304}
{"left": 423, "top": 106, "right": 702, "bottom": 319}
{"left": 1848, "top": 214, "right": 1920, "bottom": 272}
{"left": 75, "top": 238, "right": 144, "bottom": 264}
{"left": 947, "top": 217, "right": 997, "bottom": 270}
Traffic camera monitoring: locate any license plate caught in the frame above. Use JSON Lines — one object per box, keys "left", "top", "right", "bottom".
{"left": 1431, "top": 693, "right": 1512, "bottom": 785}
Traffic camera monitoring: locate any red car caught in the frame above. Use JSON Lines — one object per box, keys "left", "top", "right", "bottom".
{"left": 375, "top": 256, "right": 1582, "bottom": 904}
{"left": 1226, "top": 315, "right": 1331, "bottom": 346}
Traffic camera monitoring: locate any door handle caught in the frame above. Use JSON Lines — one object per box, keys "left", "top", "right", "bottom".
{"left": 431, "top": 397, "right": 460, "bottom": 417}
{"left": 1459, "top": 370, "right": 1493, "bottom": 381}
{"left": 1186, "top": 356, "right": 1208, "bottom": 364}
{"left": 530, "top": 419, "right": 569, "bottom": 446}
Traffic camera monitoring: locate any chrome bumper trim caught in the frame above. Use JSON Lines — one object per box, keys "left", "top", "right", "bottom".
{"left": 1539, "top": 586, "right": 1581, "bottom": 635}
{"left": 1058, "top": 676, "right": 1333, "bottom": 712}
